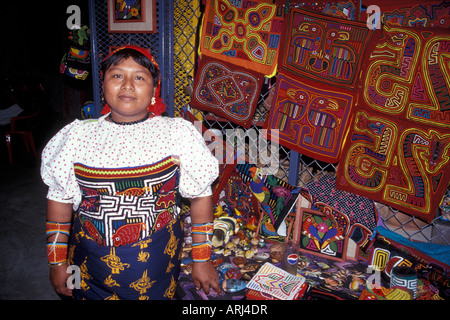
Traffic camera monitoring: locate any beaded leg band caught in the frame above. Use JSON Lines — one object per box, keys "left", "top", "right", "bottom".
{"left": 191, "top": 222, "right": 213, "bottom": 262}
{"left": 46, "top": 221, "right": 71, "bottom": 267}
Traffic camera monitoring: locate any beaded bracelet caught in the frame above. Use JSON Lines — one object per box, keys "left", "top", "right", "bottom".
{"left": 47, "top": 242, "right": 68, "bottom": 266}
{"left": 46, "top": 221, "right": 71, "bottom": 266}
{"left": 191, "top": 241, "right": 212, "bottom": 262}
{"left": 192, "top": 222, "right": 214, "bottom": 237}
{"left": 46, "top": 221, "right": 71, "bottom": 240}
{"left": 48, "top": 261, "right": 67, "bottom": 268}
{"left": 191, "top": 222, "right": 213, "bottom": 262}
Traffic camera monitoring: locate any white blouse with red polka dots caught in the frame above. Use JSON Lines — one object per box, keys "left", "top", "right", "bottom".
{"left": 41, "top": 114, "right": 219, "bottom": 210}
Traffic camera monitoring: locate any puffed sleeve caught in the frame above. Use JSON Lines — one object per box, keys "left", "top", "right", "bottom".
{"left": 40, "top": 120, "right": 83, "bottom": 210}
{"left": 172, "top": 118, "right": 219, "bottom": 198}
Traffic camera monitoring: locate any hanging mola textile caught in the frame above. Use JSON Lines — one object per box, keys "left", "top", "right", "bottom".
{"left": 361, "top": 0, "right": 450, "bottom": 28}
{"left": 60, "top": 25, "right": 91, "bottom": 81}
{"left": 336, "top": 24, "right": 450, "bottom": 223}
{"left": 191, "top": 0, "right": 284, "bottom": 128}
{"left": 263, "top": 8, "right": 380, "bottom": 163}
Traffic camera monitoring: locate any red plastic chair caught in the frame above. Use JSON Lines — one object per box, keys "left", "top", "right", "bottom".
{"left": 5, "top": 111, "right": 38, "bottom": 163}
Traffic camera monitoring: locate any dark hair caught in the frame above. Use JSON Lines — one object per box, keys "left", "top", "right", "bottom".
{"left": 101, "top": 48, "right": 159, "bottom": 86}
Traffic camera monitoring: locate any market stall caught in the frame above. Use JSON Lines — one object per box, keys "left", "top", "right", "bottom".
{"left": 74, "top": 0, "right": 450, "bottom": 301}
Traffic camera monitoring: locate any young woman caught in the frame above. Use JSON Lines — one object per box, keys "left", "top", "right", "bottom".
{"left": 41, "top": 44, "right": 221, "bottom": 299}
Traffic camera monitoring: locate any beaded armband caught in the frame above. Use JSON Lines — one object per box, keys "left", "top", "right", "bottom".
{"left": 191, "top": 222, "right": 213, "bottom": 262}
{"left": 46, "top": 221, "right": 71, "bottom": 266}
{"left": 192, "top": 222, "right": 213, "bottom": 237}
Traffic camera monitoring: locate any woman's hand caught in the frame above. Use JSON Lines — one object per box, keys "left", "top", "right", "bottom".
{"left": 49, "top": 262, "right": 73, "bottom": 297}
{"left": 191, "top": 261, "right": 222, "bottom": 295}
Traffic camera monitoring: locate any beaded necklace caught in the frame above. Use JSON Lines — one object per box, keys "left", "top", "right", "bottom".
{"left": 108, "top": 112, "right": 151, "bottom": 125}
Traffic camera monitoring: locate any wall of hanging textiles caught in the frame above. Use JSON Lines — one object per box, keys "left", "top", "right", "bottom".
{"left": 191, "top": 0, "right": 450, "bottom": 238}
{"left": 88, "top": 0, "right": 450, "bottom": 244}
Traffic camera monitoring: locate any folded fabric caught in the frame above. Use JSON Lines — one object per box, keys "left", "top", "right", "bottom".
{"left": 359, "top": 285, "right": 414, "bottom": 300}
{"left": 246, "top": 262, "right": 306, "bottom": 300}
{"left": 375, "top": 226, "right": 450, "bottom": 266}
{"left": 300, "top": 174, "right": 378, "bottom": 247}
{"left": 364, "top": 226, "right": 450, "bottom": 299}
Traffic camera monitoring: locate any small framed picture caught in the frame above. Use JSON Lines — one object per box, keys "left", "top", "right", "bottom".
{"left": 298, "top": 208, "right": 348, "bottom": 261}
{"left": 108, "top": 0, "right": 157, "bottom": 33}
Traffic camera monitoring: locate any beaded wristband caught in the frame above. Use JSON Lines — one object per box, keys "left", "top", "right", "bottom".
{"left": 46, "top": 221, "right": 71, "bottom": 240}
{"left": 47, "top": 242, "right": 68, "bottom": 265}
{"left": 46, "top": 221, "right": 70, "bottom": 266}
{"left": 191, "top": 241, "right": 212, "bottom": 262}
{"left": 192, "top": 222, "right": 214, "bottom": 237}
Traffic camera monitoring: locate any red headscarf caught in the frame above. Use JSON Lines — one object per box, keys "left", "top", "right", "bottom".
{"left": 100, "top": 44, "right": 166, "bottom": 116}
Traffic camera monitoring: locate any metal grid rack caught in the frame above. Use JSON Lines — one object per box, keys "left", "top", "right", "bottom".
{"left": 89, "top": 0, "right": 450, "bottom": 245}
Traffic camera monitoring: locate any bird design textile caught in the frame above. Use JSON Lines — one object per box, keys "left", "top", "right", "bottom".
{"left": 263, "top": 72, "right": 355, "bottom": 163}
{"left": 235, "top": 161, "right": 299, "bottom": 231}
{"left": 264, "top": 8, "right": 380, "bottom": 163}
{"left": 279, "top": 8, "right": 378, "bottom": 89}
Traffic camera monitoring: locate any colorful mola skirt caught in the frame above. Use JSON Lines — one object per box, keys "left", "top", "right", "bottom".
{"left": 68, "top": 214, "right": 183, "bottom": 300}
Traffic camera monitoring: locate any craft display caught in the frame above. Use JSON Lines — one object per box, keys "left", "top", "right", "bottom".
{"left": 199, "top": 0, "right": 285, "bottom": 77}
{"left": 176, "top": 1, "right": 450, "bottom": 301}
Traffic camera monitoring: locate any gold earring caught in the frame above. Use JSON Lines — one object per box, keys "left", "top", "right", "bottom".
{"left": 151, "top": 97, "right": 156, "bottom": 105}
